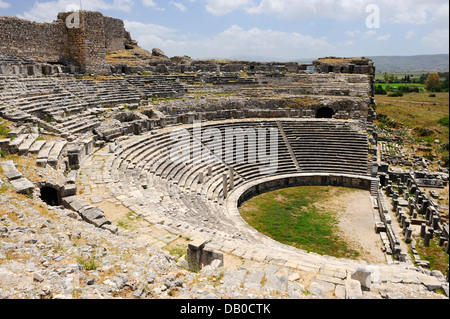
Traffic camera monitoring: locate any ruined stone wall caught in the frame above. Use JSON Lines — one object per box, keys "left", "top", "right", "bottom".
{"left": 0, "top": 12, "right": 131, "bottom": 75}
{"left": 103, "top": 16, "right": 127, "bottom": 53}
{"left": 312, "top": 57, "right": 375, "bottom": 75}
{"left": 0, "top": 17, "right": 69, "bottom": 64}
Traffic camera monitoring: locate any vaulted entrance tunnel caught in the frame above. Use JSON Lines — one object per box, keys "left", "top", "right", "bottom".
{"left": 315, "top": 107, "right": 335, "bottom": 119}
{"left": 40, "top": 186, "right": 61, "bottom": 206}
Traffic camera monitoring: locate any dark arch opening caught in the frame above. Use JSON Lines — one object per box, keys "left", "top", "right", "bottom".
{"left": 315, "top": 107, "right": 335, "bottom": 119}
{"left": 40, "top": 186, "right": 60, "bottom": 206}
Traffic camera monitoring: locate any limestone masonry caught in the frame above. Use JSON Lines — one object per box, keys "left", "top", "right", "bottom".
{"left": 0, "top": 11, "right": 448, "bottom": 300}
{"left": 0, "top": 11, "right": 132, "bottom": 75}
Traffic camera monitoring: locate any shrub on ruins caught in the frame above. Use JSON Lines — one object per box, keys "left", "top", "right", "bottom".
{"left": 375, "top": 85, "right": 387, "bottom": 95}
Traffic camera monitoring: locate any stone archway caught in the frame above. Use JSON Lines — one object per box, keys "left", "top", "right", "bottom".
{"left": 315, "top": 107, "right": 335, "bottom": 119}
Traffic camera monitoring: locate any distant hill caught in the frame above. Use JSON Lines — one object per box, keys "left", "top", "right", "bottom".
{"left": 368, "top": 54, "right": 449, "bottom": 73}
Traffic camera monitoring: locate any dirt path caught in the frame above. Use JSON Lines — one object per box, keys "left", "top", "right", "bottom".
{"left": 317, "top": 188, "right": 387, "bottom": 264}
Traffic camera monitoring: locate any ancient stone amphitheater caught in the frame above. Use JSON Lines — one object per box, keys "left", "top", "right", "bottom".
{"left": 0, "top": 11, "right": 448, "bottom": 300}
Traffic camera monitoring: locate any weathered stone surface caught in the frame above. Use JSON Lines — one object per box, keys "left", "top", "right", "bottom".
{"left": 0, "top": 12, "right": 134, "bottom": 75}
{"left": 308, "top": 280, "right": 335, "bottom": 297}
{"left": 345, "top": 279, "right": 363, "bottom": 299}
{"left": 351, "top": 268, "right": 372, "bottom": 290}
{"left": 10, "top": 178, "right": 34, "bottom": 194}
{"left": 79, "top": 206, "right": 105, "bottom": 221}
{"left": 0, "top": 161, "right": 22, "bottom": 180}
{"left": 419, "top": 275, "right": 442, "bottom": 291}
{"left": 152, "top": 48, "right": 168, "bottom": 58}
{"left": 386, "top": 292, "right": 406, "bottom": 299}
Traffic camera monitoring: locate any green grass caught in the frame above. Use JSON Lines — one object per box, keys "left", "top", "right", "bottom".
{"left": 77, "top": 254, "right": 100, "bottom": 271}
{"left": 378, "top": 83, "right": 426, "bottom": 90}
{"left": 414, "top": 236, "right": 449, "bottom": 276}
{"left": 0, "top": 123, "right": 10, "bottom": 138}
{"left": 116, "top": 211, "right": 142, "bottom": 230}
{"left": 375, "top": 92, "right": 449, "bottom": 166}
{"left": 239, "top": 186, "right": 361, "bottom": 259}
{"left": 164, "top": 244, "right": 187, "bottom": 262}
{"left": 438, "top": 116, "right": 449, "bottom": 127}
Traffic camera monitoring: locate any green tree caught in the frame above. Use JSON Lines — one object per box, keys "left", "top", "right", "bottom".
{"left": 425, "top": 73, "right": 441, "bottom": 91}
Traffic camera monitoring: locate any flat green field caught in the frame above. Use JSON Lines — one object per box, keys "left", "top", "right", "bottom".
{"left": 374, "top": 72, "right": 426, "bottom": 81}
{"left": 377, "top": 83, "right": 426, "bottom": 90}
{"left": 239, "top": 186, "right": 363, "bottom": 259}
{"left": 375, "top": 92, "right": 449, "bottom": 165}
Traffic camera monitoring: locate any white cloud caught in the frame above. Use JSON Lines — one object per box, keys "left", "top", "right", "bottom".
{"left": 18, "top": 0, "right": 135, "bottom": 22}
{"left": 346, "top": 30, "right": 361, "bottom": 37}
{"left": 112, "top": 0, "right": 135, "bottom": 12}
{"left": 0, "top": 0, "right": 10, "bottom": 9}
{"left": 205, "top": 0, "right": 253, "bottom": 16}
{"left": 376, "top": 34, "right": 391, "bottom": 41}
{"left": 421, "top": 28, "right": 450, "bottom": 50}
{"left": 142, "top": 0, "right": 156, "bottom": 7}
{"left": 338, "top": 40, "right": 356, "bottom": 46}
{"left": 125, "top": 21, "right": 334, "bottom": 60}
{"left": 170, "top": 1, "right": 187, "bottom": 12}
{"left": 245, "top": 0, "right": 368, "bottom": 20}
{"left": 405, "top": 30, "right": 415, "bottom": 39}
{"left": 204, "top": 0, "right": 449, "bottom": 28}
{"left": 387, "top": 0, "right": 448, "bottom": 26}
{"left": 363, "top": 30, "right": 377, "bottom": 38}
{"left": 124, "top": 20, "right": 177, "bottom": 38}
{"left": 142, "top": 0, "right": 165, "bottom": 11}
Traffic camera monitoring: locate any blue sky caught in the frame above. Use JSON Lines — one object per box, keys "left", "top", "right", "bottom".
{"left": 1, "top": 0, "right": 449, "bottom": 61}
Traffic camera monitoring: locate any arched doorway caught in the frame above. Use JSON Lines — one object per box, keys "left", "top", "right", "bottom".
{"left": 315, "top": 107, "right": 335, "bottom": 119}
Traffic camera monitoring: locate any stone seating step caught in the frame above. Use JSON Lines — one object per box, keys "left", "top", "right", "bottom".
{"left": 0, "top": 160, "right": 22, "bottom": 180}
{"left": 18, "top": 135, "right": 39, "bottom": 155}
{"left": 28, "top": 140, "right": 46, "bottom": 154}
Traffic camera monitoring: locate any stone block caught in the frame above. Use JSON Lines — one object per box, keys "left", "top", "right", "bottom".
{"left": 68, "top": 198, "right": 90, "bottom": 212}
{"left": 201, "top": 248, "right": 224, "bottom": 268}
{"left": 101, "top": 224, "right": 119, "bottom": 234}
{"left": 28, "top": 140, "right": 46, "bottom": 154}
{"left": 0, "top": 160, "right": 22, "bottom": 180}
{"left": 187, "top": 248, "right": 202, "bottom": 272}
{"left": 10, "top": 178, "right": 34, "bottom": 194}
{"left": 79, "top": 206, "right": 105, "bottom": 221}
{"left": 62, "top": 184, "right": 77, "bottom": 197}
{"left": 419, "top": 275, "right": 442, "bottom": 291}
{"left": 0, "top": 139, "right": 10, "bottom": 152}
{"left": 345, "top": 279, "right": 363, "bottom": 299}
{"left": 308, "top": 280, "right": 335, "bottom": 298}
{"left": 188, "top": 237, "right": 208, "bottom": 251}
{"left": 351, "top": 268, "right": 372, "bottom": 290}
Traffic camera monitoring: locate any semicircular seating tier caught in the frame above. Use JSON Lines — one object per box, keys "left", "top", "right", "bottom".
{"left": 0, "top": 76, "right": 187, "bottom": 135}
{"left": 98, "top": 119, "right": 370, "bottom": 241}
{"left": 104, "top": 119, "right": 369, "bottom": 204}
{"left": 80, "top": 118, "right": 442, "bottom": 287}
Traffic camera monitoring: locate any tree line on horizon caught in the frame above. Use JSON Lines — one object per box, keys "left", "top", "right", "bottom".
{"left": 375, "top": 72, "right": 449, "bottom": 96}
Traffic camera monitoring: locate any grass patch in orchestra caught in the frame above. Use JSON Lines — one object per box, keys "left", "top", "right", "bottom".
{"left": 239, "top": 186, "right": 361, "bottom": 259}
